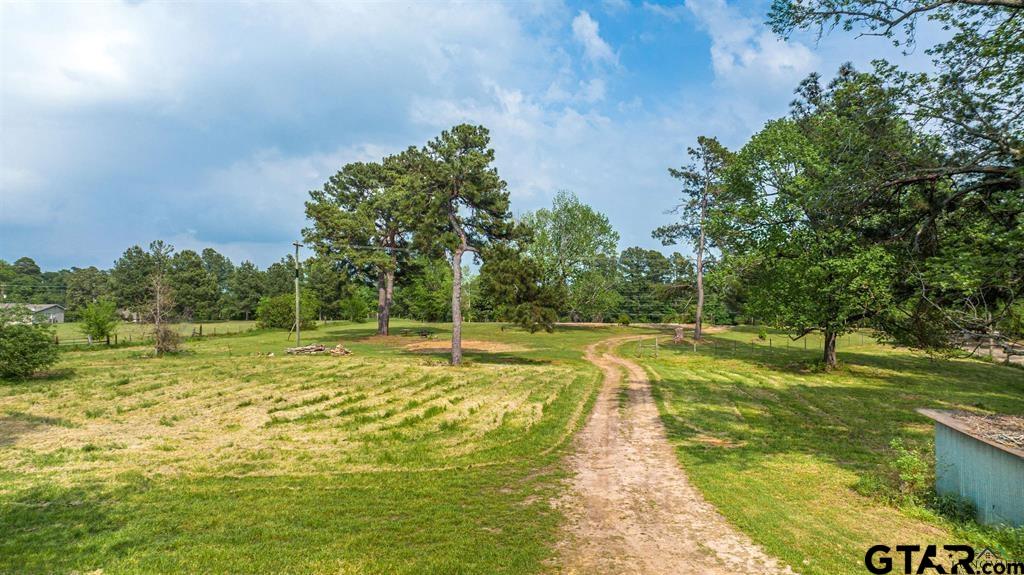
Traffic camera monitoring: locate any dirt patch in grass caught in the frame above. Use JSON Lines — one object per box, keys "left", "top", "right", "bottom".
{"left": 405, "top": 340, "right": 529, "bottom": 354}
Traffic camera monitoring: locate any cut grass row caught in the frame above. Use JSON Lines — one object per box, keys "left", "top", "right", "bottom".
{"left": 1, "top": 320, "right": 652, "bottom": 574}
{"left": 634, "top": 325, "right": 1024, "bottom": 575}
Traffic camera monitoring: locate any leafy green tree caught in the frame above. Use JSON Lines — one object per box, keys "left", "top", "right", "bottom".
{"left": 264, "top": 257, "right": 295, "bottom": 298}
{"left": 617, "top": 247, "right": 676, "bottom": 322}
{"left": 110, "top": 245, "right": 154, "bottom": 316}
{"left": 0, "top": 257, "right": 53, "bottom": 303}
{"left": 0, "top": 306, "right": 59, "bottom": 378}
{"left": 720, "top": 68, "right": 935, "bottom": 368}
{"left": 419, "top": 125, "right": 514, "bottom": 365}
{"left": 64, "top": 267, "right": 110, "bottom": 320}
{"left": 339, "top": 285, "right": 375, "bottom": 323}
{"left": 256, "top": 293, "right": 318, "bottom": 330}
{"left": 395, "top": 257, "right": 453, "bottom": 322}
{"left": 768, "top": 0, "right": 1024, "bottom": 349}
{"left": 653, "top": 136, "right": 733, "bottom": 339}
{"left": 522, "top": 191, "right": 620, "bottom": 320}
{"left": 169, "top": 250, "right": 219, "bottom": 321}
{"left": 305, "top": 257, "right": 349, "bottom": 320}
{"left": 201, "top": 248, "right": 235, "bottom": 291}
{"left": 480, "top": 241, "right": 559, "bottom": 333}
{"left": 227, "top": 261, "right": 265, "bottom": 320}
{"left": 305, "top": 151, "right": 417, "bottom": 336}
{"left": 78, "top": 299, "right": 119, "bottom": 342}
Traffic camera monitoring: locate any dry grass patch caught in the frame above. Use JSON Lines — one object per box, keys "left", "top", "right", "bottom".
{"left": 404, "top": 339, "right": 529, "bottom": 353}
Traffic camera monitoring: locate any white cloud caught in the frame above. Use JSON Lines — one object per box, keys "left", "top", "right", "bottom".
{"left": 642, "top": 2, "right": 687, "bottom": 22}
{"left": 572, "top": 11, "right": 618, "bottom": 67}
{"left": 685, "top": 0, "right": 817, "bottom": 89}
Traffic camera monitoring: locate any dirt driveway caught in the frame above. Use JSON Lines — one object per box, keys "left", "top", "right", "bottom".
{"left": 556, "top": 336, "right": 796, "bottom": 574}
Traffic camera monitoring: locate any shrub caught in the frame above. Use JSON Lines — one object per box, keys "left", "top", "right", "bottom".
{"left": 256, "top": 294, "right": 318, "bottom": 330}
{"left": 79, "top": 298, "right": 119, "bottom": 342}
{"left": 930, "top": 493, "right": 976, "bottom": 523}
{"left": 889, "top": 438, "right": 931, "bottom": 499}
{"left": 757, "top": 326, "right": 768, "bottom": 340}
{"left": 617, "top": 314, "right": 631, "bottom": 326}
{"left": 0, "top": 307, "right": 59, "bottom": 378}
{"left": 340, "top": 295, "right": 371, "bottom": 323}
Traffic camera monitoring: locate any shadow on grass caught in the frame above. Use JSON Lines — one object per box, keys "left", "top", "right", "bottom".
{"left": 401, "top": 350, "right": 550, "bottom": 366}
{"left": 651, "top": 338, "right": 1024, "bottom": 478}
{"left": 0, "top": 481, "right": 135, "bottom": 573}
{"left": 0, "top": 412, "right": 78, "bottom": 447}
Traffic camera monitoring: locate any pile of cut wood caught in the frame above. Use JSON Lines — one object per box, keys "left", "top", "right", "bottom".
{"left": 285, "top": 343, "right": 352, "bottom": 356}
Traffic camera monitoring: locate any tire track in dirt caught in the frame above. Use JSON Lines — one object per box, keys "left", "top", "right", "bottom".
{"left": 556, "top": 335, "right": 797, "bottom": 575}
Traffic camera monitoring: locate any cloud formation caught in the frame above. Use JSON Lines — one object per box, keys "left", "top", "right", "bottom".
{"left": 1, "top": 1, "right": 939, "bottom": 269}
{"left": 572, "top": 11, "right": 618, "bottom": 66}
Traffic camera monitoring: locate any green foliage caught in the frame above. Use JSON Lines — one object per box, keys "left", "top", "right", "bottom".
{"left": 767, "top": 0, "right": 1024, "bottom": 351}
{"left": 110, "top": 245, "right": 154, "bottom": 314}
{"left": 480, "top": 242, "right": 558, "bottom": 333}
{"left": 78, "top": 299, "right": 119, "bottom": 341}
{"left": 263, "top": 258, "right": 296, "bottom": 298}
{"left": 169, "top": 250, "right": 220, "bottom": 321}
{"left": 888, "top": 438, "right": 930, "bottom": 499}
{"left": 617, "top": 314, "right": 631, "bottom": 326}
{"left": 522, "top": 191, "right": 620, "bottom": 320}
{"left": 255, "top": 294, "right": 318, "bottom": 330}
{"left": 227, "top": 261, "right": 265, "bottom": 320}
{"left": 64, "top": 267, "right": 111, "bottom": 320}
{"left": 339, "top": 285, "right": 374, "bottom": 323}
{"left": 395, "top": 257, "right": 452, "bottom": 322}
{"left": 757, "top": 326, "right": 767, "bottom": 341}
{"left": 0, "top": 307, "right": 59, "bottom": 379}
{"left": 716, "top": 68, "right": 929, "bottom": 365}
{"left": 930, "top": 493, "right": 976, "bottom": 524}
{"left": 304, "top": 151, "right": 417, "bottom": 333}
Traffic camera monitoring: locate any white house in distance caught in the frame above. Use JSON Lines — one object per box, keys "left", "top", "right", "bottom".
{"left": 0, "top": 303, "right": 65, "bottom": 323}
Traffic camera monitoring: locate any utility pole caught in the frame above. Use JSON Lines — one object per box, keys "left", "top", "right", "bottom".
{"left": 293, "top": 241, "right": 303, "bottom": 346}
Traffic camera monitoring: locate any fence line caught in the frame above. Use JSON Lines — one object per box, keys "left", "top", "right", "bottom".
{"left": 54, "top": 322, "right": 256, "bottom": 347}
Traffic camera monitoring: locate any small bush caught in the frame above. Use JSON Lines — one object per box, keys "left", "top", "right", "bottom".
{"left": 757, "top": 326, "right": 768, "bottom": 340}
{"left": 79, "top": 298, "right": 119, "bottom": 342}
{"left": 0, "top": 307, "right": 59, "bottom": 379}
{"left": 617, "top": 314, "right": 631, "bottom": 326}
{"left": 152, "top": 324, "right": 180, "bottom": 355}
{"left": 340, "top": 296, "right": 371, "bottom": 323}
{"left": 256, "top": 294, "right": 318, "bottom": 330}
{"left": 930, "top": 493, "right": 976, "bottom": 523}
{"left": 889, "top": 438, "right": 931, "bottom": 499}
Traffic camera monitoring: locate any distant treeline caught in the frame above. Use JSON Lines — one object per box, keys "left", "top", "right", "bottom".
{"left": 0, "top": 221, "right": 739, "bottom": 326}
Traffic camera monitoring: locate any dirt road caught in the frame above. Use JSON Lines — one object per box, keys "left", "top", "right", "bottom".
{"left": 557, "top": 336, "right": 796, "bottom": 575}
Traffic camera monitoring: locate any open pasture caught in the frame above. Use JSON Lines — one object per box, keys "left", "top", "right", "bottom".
{"left": 1, "top": 320, "right": 648, "bottom": 574}
{"left": 636, "top": 326, "right": 1024, "bottom": 574}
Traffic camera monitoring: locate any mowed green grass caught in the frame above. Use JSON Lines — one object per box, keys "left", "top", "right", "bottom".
{"left": 1, "top": 320, "right": 649, "bottom": 574}
{"left": 634, "top": 326, "right": 1024, "bottom": 575}
{"left": 51, "top": 320, "right": 257, "bottom": 342}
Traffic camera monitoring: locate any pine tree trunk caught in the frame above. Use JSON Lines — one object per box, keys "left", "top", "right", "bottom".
{"left": 694, "top": 228, "right": 705, "bottom": 341}
{"left": 451, "top": 248, "right": 464, "bottom": 366}
{"left": 823, "top": 328, "right": 837, "bottom": 370}
{"left": 383, "top": 269, "right": 394, "bottom": 335}
{"left": 376, "top": 271, "right": 388, "bottom": 336}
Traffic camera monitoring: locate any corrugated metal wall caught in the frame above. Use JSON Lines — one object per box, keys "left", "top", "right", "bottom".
{"left": 934, "top": 423, "right": 1024, "bottom": 527}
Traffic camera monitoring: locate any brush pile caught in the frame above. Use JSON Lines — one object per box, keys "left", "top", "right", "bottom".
{"left": 285, "top": 343, "right": 352, "bottom": 356}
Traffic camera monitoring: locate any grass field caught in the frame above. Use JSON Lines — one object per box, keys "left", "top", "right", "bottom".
{"left": 1, "top": 320, "right": 650, "bottom": 574}
{"left": 635, "top": 326, "right": 1024, "bottom": 574}
{"left": 51, "top": 320, "right": 257, "bottom": 343}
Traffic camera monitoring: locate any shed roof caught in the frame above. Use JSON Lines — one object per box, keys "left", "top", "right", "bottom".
{"left": 918, "top": 408, "right": 1024, "bottom": 459}
{"left": 0, "top": 303, "right": 65, "bottom": 312}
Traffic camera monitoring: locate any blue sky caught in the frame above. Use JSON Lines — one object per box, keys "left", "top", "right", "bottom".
{"left": 0, "top": 0, "right": 938, "bottom": 270}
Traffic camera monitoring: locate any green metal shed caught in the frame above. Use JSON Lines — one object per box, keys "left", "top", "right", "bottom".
{"left": 917, "top": 409, "right": 1024, "bottom": 527}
